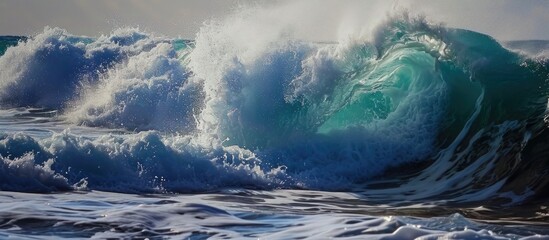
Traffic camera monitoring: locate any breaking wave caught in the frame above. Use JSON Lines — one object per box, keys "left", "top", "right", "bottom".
{"left": 0, "top": 12, "right": 548, "bottom": 208}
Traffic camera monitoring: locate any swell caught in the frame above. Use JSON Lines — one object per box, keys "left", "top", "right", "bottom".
{"left": 0, "top": 14, "right": 547, "bottom": 208}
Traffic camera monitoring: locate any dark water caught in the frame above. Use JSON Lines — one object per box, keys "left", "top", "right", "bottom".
{"left": 0, "top": 36, "right": 26, "bottom": 56}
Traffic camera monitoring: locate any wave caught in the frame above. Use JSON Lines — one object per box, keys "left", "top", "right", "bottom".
{"left": 0, "top": 13, "right": 548, "bottom": 207}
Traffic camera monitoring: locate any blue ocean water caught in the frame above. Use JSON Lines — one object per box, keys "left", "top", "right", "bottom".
{"left": 0, "top": 13, "right": 548, "bottom": 239}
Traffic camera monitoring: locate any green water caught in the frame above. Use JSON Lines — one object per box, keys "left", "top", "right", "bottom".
{"left": 0, "top": 36, "right": 26, "bottom": 56}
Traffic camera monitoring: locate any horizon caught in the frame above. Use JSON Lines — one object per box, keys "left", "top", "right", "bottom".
{"left": 1, "top": 0, "right": 548, "bottom": 41}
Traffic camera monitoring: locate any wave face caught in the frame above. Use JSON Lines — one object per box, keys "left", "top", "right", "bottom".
{"left": 0, "top": 14, "right": 548, "bottom": 207}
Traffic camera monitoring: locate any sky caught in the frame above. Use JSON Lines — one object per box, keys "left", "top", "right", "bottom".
{"left": 0, "top": 0, "right": 548, "bottom": 41}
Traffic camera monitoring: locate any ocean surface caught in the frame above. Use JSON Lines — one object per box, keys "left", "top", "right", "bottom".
{"left": 0, "top": 13, "right": 548, "bottom": 239}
